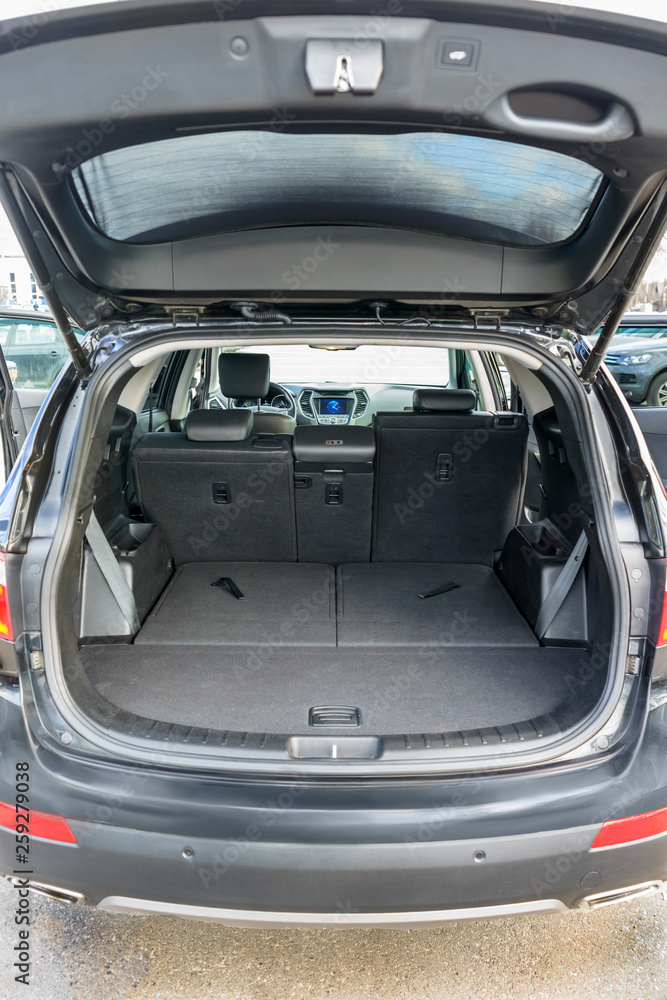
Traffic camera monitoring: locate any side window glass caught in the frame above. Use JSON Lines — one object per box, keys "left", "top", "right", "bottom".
{"left": 141, "top": 359, "right": 170, "bottom": 413}
{"left": 189, "top": 354, "right": 204, "bottom": 410}
{"left": 15, "top": 324, "right": 56, "bottom": 345}
{"left": 0, "top": 319, "right": 79, "bottom": 389}
{"left": 491, "top": 353, "right": 513, "bottom": 409}
{"left": 461, "top": 354, "right": 481, "bottom": 408}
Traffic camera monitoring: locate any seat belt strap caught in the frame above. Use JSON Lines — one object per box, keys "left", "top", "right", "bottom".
{"left": 85, "top": 512, "right": 140, "bottom": 633}
{"left": 534, "top": 530, "right": 588, "bottom": 639}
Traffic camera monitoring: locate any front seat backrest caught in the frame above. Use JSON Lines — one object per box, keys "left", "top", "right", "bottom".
{"left": 219, "top": 352, "right": 296, "bottom": 434}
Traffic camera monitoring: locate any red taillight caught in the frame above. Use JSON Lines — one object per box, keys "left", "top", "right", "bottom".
{"left": 0, "top": 801, "right": 76, "bottom": 844}
{"left": 658, "top": 561, "right": 667, "bottom": 647}
{"left": 591, "top": 806, "right": 667, "bottom": 850}
{"left": 0, "top": 552, "right": 13, "bottom": 641}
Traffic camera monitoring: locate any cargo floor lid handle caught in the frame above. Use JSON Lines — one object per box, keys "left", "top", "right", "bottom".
{"left": 418, "top": 581, "right": 460, "bottom": 600}
{"left": 211, "top": 577, "right": 245, "bottom": 600}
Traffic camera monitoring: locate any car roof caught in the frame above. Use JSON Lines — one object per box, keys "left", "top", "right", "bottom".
{"left": 619, "top": 315, "right": 667, "bottom": 324}
{"left": 0, "top": 308, "right": 55, "bottom": 323}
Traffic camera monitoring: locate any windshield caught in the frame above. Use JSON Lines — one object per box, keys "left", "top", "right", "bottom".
{"left": 227, "top": 345, "right": 450, "bottom": 386}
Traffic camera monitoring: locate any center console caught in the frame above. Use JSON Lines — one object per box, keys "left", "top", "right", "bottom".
{"left": 316, "top": 395, "right": 351, "bottom": 424}
{"left": 298, "top": 388, "right": 369, "bottom": 424}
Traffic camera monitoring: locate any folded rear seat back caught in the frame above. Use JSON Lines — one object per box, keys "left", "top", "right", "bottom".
{"left": 372, "top": 389, "right": 528, "bottom": 564}
{"left": 293, "top": 425, "right": 375, "bottom": 564}
{"left": 131, "top": 409, "right": 297, "bottom": 564}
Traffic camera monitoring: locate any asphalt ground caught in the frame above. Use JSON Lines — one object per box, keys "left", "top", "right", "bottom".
{"left": 1, "top": 879, "right": 666, "bottom": 999}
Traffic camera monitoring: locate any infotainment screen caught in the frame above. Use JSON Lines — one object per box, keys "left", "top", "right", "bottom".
{"left": 318, "top": 397, "right": 350, "bottom": 415}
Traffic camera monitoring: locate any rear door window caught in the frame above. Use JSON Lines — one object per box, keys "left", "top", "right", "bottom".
{"left": 0, "top": 317, "right": 79, "bottom": 389}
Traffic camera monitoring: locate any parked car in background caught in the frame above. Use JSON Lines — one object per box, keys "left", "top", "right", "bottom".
{"left": 601, "top": 314, "right": 667, "bottom": 405}
{"left": 0, "top": 307, "right": 79, "bottom": 389}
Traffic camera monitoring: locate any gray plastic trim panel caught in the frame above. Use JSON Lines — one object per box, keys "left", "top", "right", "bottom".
{"left": 97, "top": 895, "right": 569, "bottom": 927}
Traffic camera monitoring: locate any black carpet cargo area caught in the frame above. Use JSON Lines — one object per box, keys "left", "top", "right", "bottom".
{"left": 82, "top": 561, "right": 588, "bottom": 737}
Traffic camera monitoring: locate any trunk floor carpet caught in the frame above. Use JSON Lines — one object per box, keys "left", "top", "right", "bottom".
{"left": 337, "top": 563, "right": 538, "bottom": 646}
{"left": 135, "top": 562, "right": 336, "bottom": 646}
{"left": 134, "top": 562, "right": 537, "bottom": 648}
{"left": 81, "top": 644, "right": 585, "bottom": 735}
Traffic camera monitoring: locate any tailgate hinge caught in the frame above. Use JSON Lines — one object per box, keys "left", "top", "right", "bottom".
{"left": 168, "top": 306, "right": 207, "bottom": 326}
{"left": 469, "top": 309, "right": 509, "bottom": 330}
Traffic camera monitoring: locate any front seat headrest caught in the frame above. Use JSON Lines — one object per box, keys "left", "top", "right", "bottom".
{"left": 186, "top": 408, "right": 253, "bottom": 442}
{"left": 413, "top": 388, "right": 476, "bottom": 412}
{"left": 219, "top": 352, "right": 271, "bottom": 399}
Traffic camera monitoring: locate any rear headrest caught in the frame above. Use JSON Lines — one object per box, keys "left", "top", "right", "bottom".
{"left": 186, "top": 408, "right": 253, "bottom": 442}
{"left": 219, "top": 352, "right": 270, "bottom": 399}
{"left": 413, "top": 388, "right": 476, "bottom": 412}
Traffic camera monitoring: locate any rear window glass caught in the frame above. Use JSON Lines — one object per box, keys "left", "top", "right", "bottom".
{"left": 72, "top": 130, "right": 604, "bottom": 247}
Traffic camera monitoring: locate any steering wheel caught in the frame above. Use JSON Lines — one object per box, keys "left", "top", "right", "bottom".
{"left": 233, "top": 382, "right": 296, "bottom": 418}
{"left": 265, "top": 382, "right": 296, "bottom": 417}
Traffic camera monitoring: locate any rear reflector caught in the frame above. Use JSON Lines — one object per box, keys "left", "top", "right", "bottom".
{"left": 658, "top": 563, "right": 667, "bottom": 645}
{"left": 0, "top": 801, "right": 76, "bottom": 844}
{"left": 0, "top": 552, "right": 13, "bottom": 641}
{"left": 591, "top": 806, "right": 667, "bottom": 850}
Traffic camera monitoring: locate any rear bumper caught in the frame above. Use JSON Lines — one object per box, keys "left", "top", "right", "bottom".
{"left": 2, "top": 817, "right": 666, "bottom": 924}
{"left": 1, "top": 691, "right": 667, "bottom": 925}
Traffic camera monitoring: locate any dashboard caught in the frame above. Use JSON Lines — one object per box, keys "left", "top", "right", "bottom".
{"left": 234, "top": 390, "right": 292, "bottom": 411}
{"left": 297, "top": 387, "right": 369, "bottom": 425}
{"left": 230, "top": 383, "right": 429, "bottom": 425}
